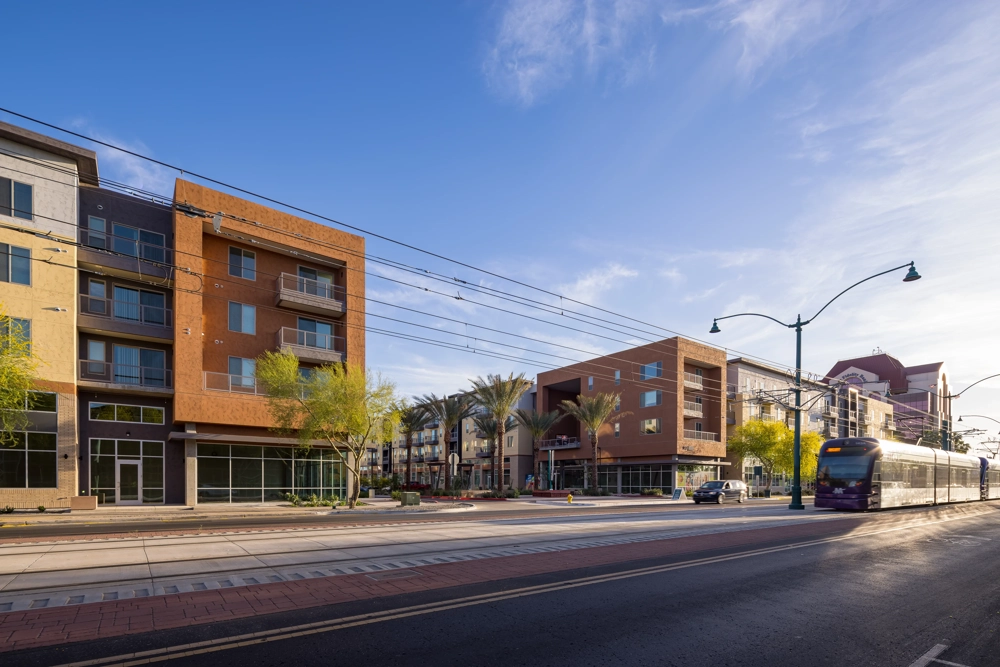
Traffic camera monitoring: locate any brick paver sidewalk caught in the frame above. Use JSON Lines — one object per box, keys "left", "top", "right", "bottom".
{"left": 0, "top": 517, "right": 859, "bottom": 654}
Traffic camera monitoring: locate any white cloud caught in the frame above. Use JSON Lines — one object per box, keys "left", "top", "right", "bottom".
{"left": 557, "top": 262, "right": 638, "bottom": 302}
{"left": 92, "top": 136, "right": 174, "bottom": 197}
{"left": 483, "top": 0, "right": 660, "bottom": 105}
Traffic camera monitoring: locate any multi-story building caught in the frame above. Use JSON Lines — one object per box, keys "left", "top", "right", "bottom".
{"left": 722, "top": 357, "right": 894, "bottom": 490}
{"left": 456, "top": 386, "right": 535, "bottom": 490}
{"left": 536, "top": 337, "right": 727, "bottom": 494}
{"left": 1, "top": 121, "right": 367, "bottom": 507}
{"left": 825, "top": 352, "right": 944, "bottom": 443}
{"left": 0, "top": 122, "right": 96, "bottom": 509}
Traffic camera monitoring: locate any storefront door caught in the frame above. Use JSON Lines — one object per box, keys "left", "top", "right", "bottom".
{"left": 116, "top": 460, "right": 142, "bottom": 505}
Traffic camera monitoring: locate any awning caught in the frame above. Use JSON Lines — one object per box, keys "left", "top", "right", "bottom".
{"left": 168, "top": 431, "right": 330, "bottom": 447}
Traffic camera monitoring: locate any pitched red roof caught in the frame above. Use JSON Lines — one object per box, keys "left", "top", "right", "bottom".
{"left": 824, "top": 353, "right": 908, "bottom": 391}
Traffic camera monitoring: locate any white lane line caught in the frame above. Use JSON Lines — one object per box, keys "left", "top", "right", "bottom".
{"left": 909, "top": 643, "right": 950, "bottom": 667}
{"left": 931, "top": 659, "right": 972, "bottom": 667}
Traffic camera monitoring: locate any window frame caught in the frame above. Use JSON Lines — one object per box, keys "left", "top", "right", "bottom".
{"left": 228, "top": 301, "right": 256, "bottom": 335}
{"left": 88, "top": 401, "right": 165, "bottom": 424}
{"left": 0, "top": 243, "right": 31, "bottom": 285}
{"left": 639, "top": 418, "right": 662, "bottom": 435}
{"left": 229, "top": 246, "right": 257, "bottom": 281}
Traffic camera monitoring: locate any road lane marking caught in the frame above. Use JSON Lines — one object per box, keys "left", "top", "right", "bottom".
{"left": 909, "top": 643, "right": 950, "bottom": 667}
{"left": 48, "top": 510, "right": 991, "bottom": 667}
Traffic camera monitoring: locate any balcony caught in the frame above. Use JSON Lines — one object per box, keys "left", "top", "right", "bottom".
{"left": 823, "top": 404, "right": 837, "bottom": 417}
{"left": 475, "top": 449, "right": 493, "bottom": 458}
{"left": 683, "top": 401, "right": 703, "bottom": 417}
{"left": 858, "top": 412, "right": 868, "bottom": 423}
{"left": 683, "top": 372, "right": 703, "bottom": 390}
{"left": 425, "top": 454, "right": 440, "bottom": 462}
{"left": 204, "top": 371, "right": 266, "bottom": 396}
{"left": 79, "top": 295, "right": 173, "bottom": 341}
{"left": 683, "top": 429, "right": 718, "bottom": 442}
{"left": 79, "top": 361, "right": 172, "bottom": 393}
{"left": 539, "top": 437, "right": 581, "bottom": 451}
{"left": 78, "top": 228, "right": 173, "bottom": 280}
{"left": 275, "top": 273, "right": 345, "bottom": 318}
{"left": 426, "top": 436, "right": 440, "bottom": 445}
{"left": 277, "top": 327, "right": 345, "bottom": 364}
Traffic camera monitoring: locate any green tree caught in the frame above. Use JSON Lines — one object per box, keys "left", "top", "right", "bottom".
{"left": 0, "top": 305, "right": 39, "bottom": 445}
{"left": 726, "top": 420, "right": 786, "bottom": 489}
{"left": 399, "top": 403, "right": 432, "bottom": 489}
{"left": 256, "top": 350, "right": 399, "bottom": 508}
{"left": 559, "top": 393, "right": 628, "bottom": 492}
{"left": 417, "top": 393, "right": 476, "bottom": 491}
{"left": 471, "top": 373, "right": 532, "bottom": 492}
{"left": 513, "top": 408, "right": 565, "bottom": 489}
{"left": 473, "top": 414, "right": 499, "bottom": 488}
{"left": 773, "top": 429, "right": 823, "bottom": 482}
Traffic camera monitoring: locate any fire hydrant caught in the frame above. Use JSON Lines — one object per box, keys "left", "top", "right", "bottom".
{"left": 567, "top": 493, "right": 574, "bottom": 504}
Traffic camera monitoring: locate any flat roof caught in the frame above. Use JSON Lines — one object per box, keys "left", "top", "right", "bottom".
{"left": 0, "top": 120, "right": 99, "bottom": 184}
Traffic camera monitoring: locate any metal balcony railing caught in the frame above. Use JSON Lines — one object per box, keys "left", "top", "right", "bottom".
{"left": 683, "top": 372, "right": 703, "bottom": 389}
{"left": 277, "top": 273, "right": 345, "bottom": 302}
{"left": 424, "top": 455, "right": 440, "bottom": 462}
{"left": 80, "top": 228, "right": 172, "bottom": 264}
{"left": 475, "top": 449, "right": 493, "bottom": 458}
{"left": 80, "top": 361, "right": 171, "bottom": 388}
{"left": 683, "top": 429, "right": 718, "bottom": 441}
{"left": 823, "top": 405, "right": 837, "bottom": 416}
{"left": 277, "top": 327, "right": 345, "bottom": 351}
{"left": 539, "top": 437, "right": 581, "bottom": 451}
{"left": 80, "top": 295, "right": 172, "bottom": 328}
{"left": 204, "top": 371, "right": 266, "bottom": 395}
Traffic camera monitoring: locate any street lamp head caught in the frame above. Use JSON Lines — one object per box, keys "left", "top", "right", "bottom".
{"left": 709, "top": 320, "right": 721, "bottom": 334}
{"left": 958, "top": 416, "right": 963, "bottom": 422}
{"left": 903, "top": 262, "right": 921, "bottom": 282}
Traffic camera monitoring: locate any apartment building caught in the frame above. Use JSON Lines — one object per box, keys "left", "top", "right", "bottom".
{"left": 169, "top": 180, "right": 364, "bottom": 505}
{"left": 0, "top": 122, "right": 95, "bottom": 509}
{"left": 721, "top": 357, "right": 892, "bottom": 489}
{"left": 536, "top": 337, "right": 727, "bottom": 494}
{"left": 457, "top": 387, "right": 535, "bottom": 490}
{"left": 825, "top": 352, "right": 940, "bottom": 442}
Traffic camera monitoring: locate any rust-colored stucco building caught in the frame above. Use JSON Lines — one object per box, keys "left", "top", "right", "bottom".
{"left": 536, "top": 336, "right": 727, "bottom": 493}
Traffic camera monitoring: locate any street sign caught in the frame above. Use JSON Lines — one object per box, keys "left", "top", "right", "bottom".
{"left": 448, "top": 452, "right": 459, "bottom": 476}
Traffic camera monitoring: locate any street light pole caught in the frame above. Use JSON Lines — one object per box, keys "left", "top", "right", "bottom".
{"left": 710, "top": 261, "right": 921, "bottom": 511}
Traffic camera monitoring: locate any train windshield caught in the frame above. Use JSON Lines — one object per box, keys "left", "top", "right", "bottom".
{"left": 817, "top": 446, "right": 874, "bottom": 489}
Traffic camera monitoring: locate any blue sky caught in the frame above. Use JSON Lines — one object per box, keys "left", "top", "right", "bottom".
{"left": 5, "top": 1, "right": 999, "bottom": 447}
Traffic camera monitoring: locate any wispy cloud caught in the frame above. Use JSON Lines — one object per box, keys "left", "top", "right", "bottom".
{"left": 483, "top": 0, "right": 659, "bottom": 105}
{"left": 557, "top": 262, "right": 638, "bottom": 302}
{"left": 64, "top": 118, "right": 175, "bottom": 195}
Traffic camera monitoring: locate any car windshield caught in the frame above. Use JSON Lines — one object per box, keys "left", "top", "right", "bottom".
{"left": 700, "top": 481, "right": 724, "bottom": 489}
{"left": 817, "top": 455, "right": 872, "bottom": 488}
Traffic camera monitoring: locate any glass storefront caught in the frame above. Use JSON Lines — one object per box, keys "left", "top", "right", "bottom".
{"left": 196, "top": 443, "right": 346, "bottom": 503}
{"left": 676, "top": 464, "right": 718, "bottom": 491}
{"left": 90, "top": 438, "right": 164, "bottom": 504}
{"left": 542, "top": 462, "right": 718, "bottom": 493}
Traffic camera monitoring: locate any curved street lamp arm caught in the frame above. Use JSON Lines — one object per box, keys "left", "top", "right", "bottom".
{"left": 958, "top": 414, "right": 1000, "bottom": 425}
{"left": 714, "top": 312, "right": 793, "bottom": 329}
{"left": 952, "top": 374, "right": 1000, "bottom": 398}
{"left": 806, "top": 262, "right": 915, "bottom": 324}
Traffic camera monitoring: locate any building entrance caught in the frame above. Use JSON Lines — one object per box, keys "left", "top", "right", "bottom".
{"left": 116, "top": 460, "right": 142, "bottom": 505}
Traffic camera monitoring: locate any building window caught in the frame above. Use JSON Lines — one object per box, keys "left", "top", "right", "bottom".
{"left": 639, "top": 390, "right": 662, "bottom": 408}
{"left": 228, "top": 302, "right": 256, "bottom": 334}
{"left": 695, "top": 422, "right": 703, "bottom": 432}
{"left": 26, "top": 392, "right": 56, "bottom": 412}
{"left": 695, "top": 368, "right": 704, "bottom": 377}
{"left": 0, "top": 178, "right": 33, "bottom": 220}
{"left": 614, "top": 370, "right": 620, "bottom": 385}
{"left": 90, "top": 439, "right": 165, "bottom": 504}
{"left": 507, "top": 435, "right": 513, "bottom": 447}
{"left": 1, "top": 317, "right": 30, "bottom": 353}
{"left": 0, "top": 243, "right": 31, "bottom": 285}
{"left": 588, "top": 376, "right": 594, "bottom": 391}
{"left": 0, "top": 432, "right": 56, "bottom": 488}
{"left": 228, "top": 357, "right": 256, "bottom": 388}
{"left": 639, "top": 361, "right": 662, "bottom": 380}
{"left": 229, "top": 247, "right": 256, "bottom": 280}
{"left": 195, "top": 444, "right": 345, "bottom": 504}
{"left": 113, "top": 286, "right": 166, "bottom": 326}
{"left": 89, "top": 402, "right": 165, "bottom": 424}
{"left": 614, "top": 423, "right": 620, "bottom": 438}
{"left": 112, "top": 345, "right": 166, "bottom": 386}
{"left": 615, "top": 395, "right": 620, "bottom": 411}
{"left": 640, "top": 418, "right": 661, "bottom": 434}
{"left": 85, "top": 216, "right": 107, "bottom": 248}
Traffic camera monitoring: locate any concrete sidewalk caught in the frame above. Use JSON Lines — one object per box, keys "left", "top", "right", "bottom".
{"left": 0, "top": 499, "right": 474, "bottom": 526}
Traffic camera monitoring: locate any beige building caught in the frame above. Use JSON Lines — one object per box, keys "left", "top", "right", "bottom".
{"left": 0, "top": 122, "right": 97, "bottom": 508}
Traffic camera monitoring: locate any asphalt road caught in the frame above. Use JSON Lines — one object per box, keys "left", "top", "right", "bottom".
{"left": 0, "top": 499, "right": 789, "bottom": 541}
{"left": 12, "top": 502, "right": 1000, "bottom": 666}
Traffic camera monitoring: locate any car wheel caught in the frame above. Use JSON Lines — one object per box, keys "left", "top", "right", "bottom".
{"left": 693, "top": 499, "right": 701, "bottom": 504}
{"left": 716, "top": 494, "right": 724, "bottom": 504}
{"left": 738, "top": 493, "right": 745, "bottom": 503}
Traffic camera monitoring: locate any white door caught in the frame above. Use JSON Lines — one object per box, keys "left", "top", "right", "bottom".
{"left": 116, "top": 460, "right": 142, "bottom": 505}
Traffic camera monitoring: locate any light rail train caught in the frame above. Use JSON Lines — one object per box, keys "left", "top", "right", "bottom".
{"left": 814, "top": 438, "right": 1000, "bottom": 510}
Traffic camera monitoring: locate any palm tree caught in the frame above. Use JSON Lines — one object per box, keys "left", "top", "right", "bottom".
{"left": 560, "top": 393, "right": 629, "bottom": 492}
{"left": 471, "top": 373, "right": 533, "bottom": 492}
{"left": 513, "top": 408, "right": 565, "bottom": 490}
{"left": 399, "top": 404, "right": 431, "bottom": 490}
{"left": 417, "top": 393, "right": 476, "bottom": 491}
{"left": 473, "top": 414, "right": 499, "bottom": 489}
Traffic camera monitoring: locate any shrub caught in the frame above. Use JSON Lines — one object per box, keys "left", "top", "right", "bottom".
{"left": 284, "top": 493, "right": 302, "bottom": 507}
{"left": 390, "top": 490, "right": 402, "bottom": 501}
{"left": 581, "top": 488, "right": 611, "bottom": 496}
{"left": 481, "top": 490, "right": 506, "bottom": 498}
{"left": 640, "top": 488, "right": 663, "bottom": 497}
{"left": 685, "top": 490, "right": 694, "bottom": 497}
{"left": 37, "top": 505, "right": 46, "bottom": 513}
{"left": 1, "top": 506, "right": 14, "bottom": 514}
{"left": 505, "top": 488, "right": 520, "bottom": 498}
